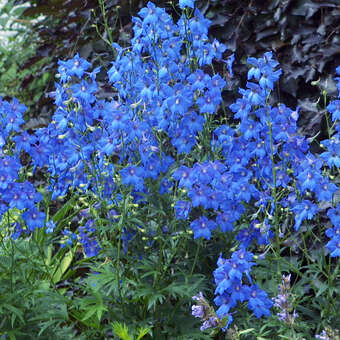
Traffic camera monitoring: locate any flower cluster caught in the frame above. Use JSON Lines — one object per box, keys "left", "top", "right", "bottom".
{"left": 325, "top": 205, "right": 340, "bottom": 257}
{"left": 213, "top": 51, "right": 338, "bottom": 234}
{"left": 192, "top": 292, "right": 228, "bottom": 331}
{"left": 0, "top": 97, "right": 46, "bottom": 236}
{"left": 315, "top": 327, "right": 339, "bottom": 340}
{"left": 321, "top": 66, "right": 340, "bottom": 258}
{"left": 272, "top": 274, "right": 298, "bottom": 325}
{"left": 213, "top": 249, "right": 273, "bottom": 326}
{"left": 38, "top": 0, "right": 232, "bottom": 253}
{"left": 173, "top": 161, "right": 243, "bottom": 239}
{"left": 0, "top": 0, "right": 339, "bottom": 334}
{"left": 174, "top": 50, "right": 339, "bottom": 250}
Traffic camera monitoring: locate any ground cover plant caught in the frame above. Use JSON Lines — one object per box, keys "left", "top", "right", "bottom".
{"left": 0, "top": 0, "right": 339, "bottom": 339}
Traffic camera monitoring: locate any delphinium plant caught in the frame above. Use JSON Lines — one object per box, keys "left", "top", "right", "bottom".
{"left": 0, "top": 0, "right": 339, "bottom": 339}
{"left": 187, "top": 50, "right": 340, "bottom": 338}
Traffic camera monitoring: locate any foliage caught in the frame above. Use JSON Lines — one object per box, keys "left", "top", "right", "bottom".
{"left": 203, "top": 0, "right": 340, "bottom": 137}
{"left": 0, "top": 0, "right": 52, "bottom": 129}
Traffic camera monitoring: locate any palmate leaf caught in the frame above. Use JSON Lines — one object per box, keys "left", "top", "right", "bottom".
{"left": 133, "top": 285, "right": 166, "bottom": 310}
{"left": 136, "top": 327, "right": 151, "bottom": 340}
{"left": 80, "top": 289, "right": 107, "bottom": 322}
{"left": 164, "top": 273, "right": 207, "bottom": 299}
{"left": 112, "top": 322, "right": 150, "bottom": 340}
{"left": 112, "top": 321, "right": 133, "bottom": 340}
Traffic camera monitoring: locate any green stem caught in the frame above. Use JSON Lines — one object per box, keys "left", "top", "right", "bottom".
{"left": 190, "top": 240, "right": 201, "bottom": 276}
{"left": 266, "top": 107, "right": 281, "bottom": 275}
{"left": 98, "top": 0, "right": 115, "bottom": 48}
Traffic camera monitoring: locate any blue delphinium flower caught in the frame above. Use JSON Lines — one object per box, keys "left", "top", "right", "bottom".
{"left": 22, "top": 208, "right": 46, "bottom": 232}
{"left": 11, "top": 223, "right": 25, "bottom": 240}
{"left": 244, "top": 284, "right": 273, "bottom": 318}
{"left": 319, "top": 137, "right": 340, "bottom": 168}
{"left": 179, "top": 0, "right": 195, "bottom": 9}
{"left": 120, "top": 166, "right": 145, "bottom": 191}
{"left": 46, "top": 221, "right": 56, "bottom": 233}
{"left": 214, "top": 293, "right": 236, "bottom": 319}
{"left": 79, "top": 221, "right": 101, "bottom": 257}
{"left": 325, "top": 205, "right": 340, "bottom": 257}
{"left": 57, "top": 53, "right": 91, "bottom": 81}
{"left": 61, "top": 230, "right": 78, "bottom": 247}
{"left": 174, "top": 200, "right": 191, "bottom": 220}
{"left": 291, "top": 200, "right": 318, "bottom": 231}
{"left": 314, "top": 178, "right": 338, "bottom": 202}
{"left": 190, "top": 216, "right": 217, "bottom": 240}
{"left": 172, "top": 166, "right": 195, "bottom": 188}
{"left": 216, "top": 212, "right": 234, "bottom": 232}
{"left": 213, "top": 249, "right": 271, "bottom": 327}
{"left": 188, "top": 185, "right": 212, "bottom": 208}
{"left": 71, "top": 80, "right": 98, "bottom": 104}
{"left": 326, "top": 99, "right": 340, "bottom": 121}
{"left": 327, "top": 205, "right": 340, "bottom": 226}
{"left": 326, "top": 236, "right": 340, "bottom": 257}
{"left": 159, "top": 178, "right": 173, "bottom": 194}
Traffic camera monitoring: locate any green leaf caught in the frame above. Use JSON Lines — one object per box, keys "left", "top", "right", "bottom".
{"left": 4, "top": 304, "right": 24, "bottom": 326}
{"left": 81, "top": 307, "right": 97, "bottom": 322}
{"left": 147, "top": 292, "right": 165, "bottom": 310}
{"left": 239, "top": 328, "right": 255, "bottom": 335}
{"left": 112, "top": 321, "right": 133, "bottom": 340}
{"left": 52, "top": 250, "right": 73, "bottom": 284}
{"left": 314, "top": 279, "right": 329, "bottom": 297}
{"left": 136, "top": 327, "right": 151, "bottom": 340}
{"left": 52, "top": 196, "right": 76, "bottom": 223}
{"left": 45, "top": 244, "right": 52, "bottom": 266}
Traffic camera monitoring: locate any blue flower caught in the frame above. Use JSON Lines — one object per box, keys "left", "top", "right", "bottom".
{"left": 190, "top": 216, "right": 217, "bottom": 240}
{"left": 184, "top": 8, "right": 211, "bottom": 36}
{"left": 120, "top": 166, "right": 145, "bottom": 191}
{"left": 171, "top": 129, "right": 196, "bottom": 154}
{"left": 172, "top": 166, "right": 195, "bottom": 188}
{"left": 5, "top": 111, "right": 24, "bottom": 133}
{"left": 22, "top": 208, "right": 46, "bottom": 232}
{"left": 46, "top": 221, "right": 56, "bottom": 233}
{"left": 216, "top": 212, "right": 234, "bottom": 232}
{"left": 138, "top": 2, "right": 165, "bottom": 26}
{"left": 174, "top": 200, "right": 191, "bottom": 220}
{"left": 187, "top": 70, "right": 211, "bottom": 91}
{"left": 188, "top": 185, "right": 211, "bottom": 208}
{"left": 223, "top": 53, "right": 235, "bottom": 77}
{"left": 71, "top": 80, "right": 98, "bottom": 104}
{"left": 327, "top": 99, "right": 340, "bottom": 121}
{"left": 326, "top": 235, "right": 340, "bottom": 257}
{"left": 197, "top": 90, "right": 221, "bottom": 114}
{"left": 244, "top": 284, "right": 273, "bottom": 318}
{"left": 57, "top": 53, "right": 91, "bottom": 80}
{"left": 159, "top": 178, "right": 173, "bottom": 194}
{"left": 320, "top": 137, "right": 340, "bottom": 168}
{"left": 13, "top": 131, "right": 35, "bottom": 153}
{"left": 314, "top": 179, "right": 338, "bottom": 202}
{"left": 291, "top": 200, "right": 318, "bottom": 231}
{"left": 179, "top": 0, "right": 195, "bottom": 9}
{"left": 327, "top": 205, "right": 340, "bottom": 226}
{"left": 214, "top": 293, "right": 236, "bottom": 318}
{"left": 296, "top": 167, "right": 323, "bottom": 193}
